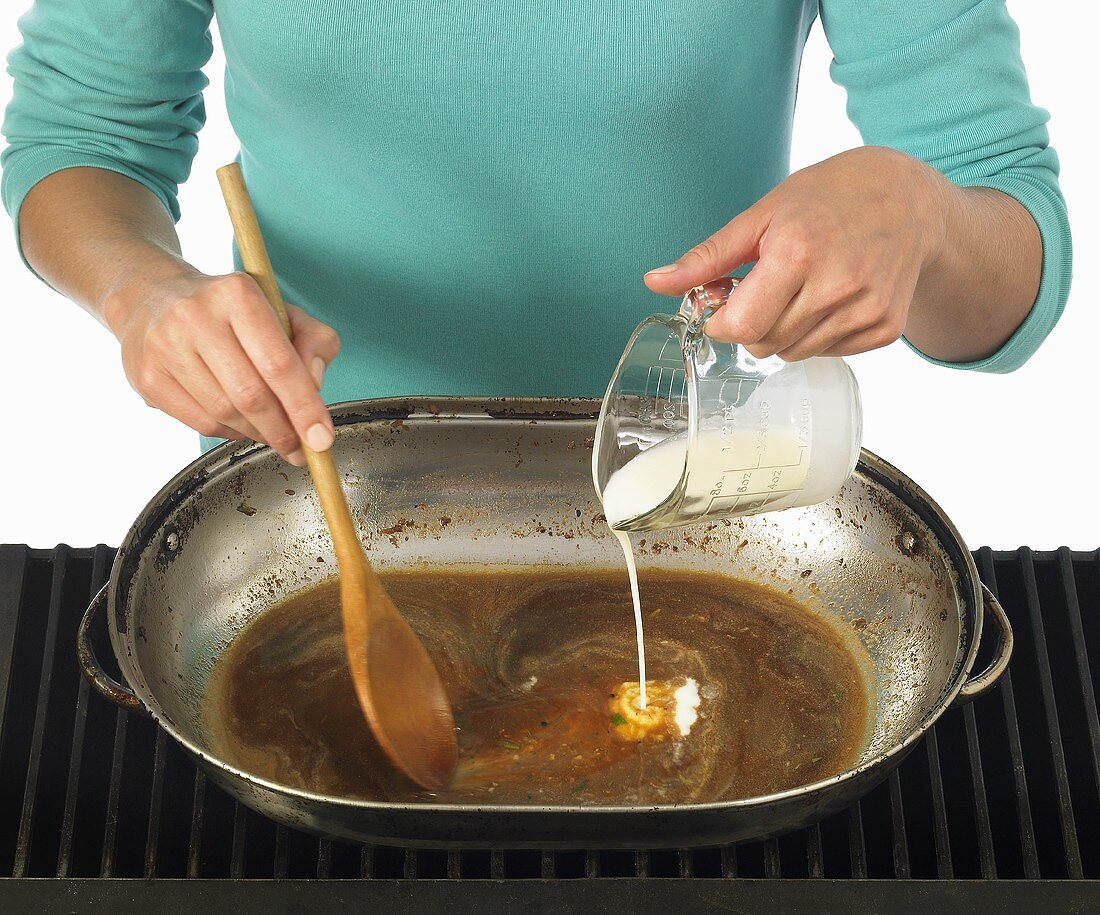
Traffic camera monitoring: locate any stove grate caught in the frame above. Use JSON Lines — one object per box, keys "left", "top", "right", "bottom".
{"left": 1, "top": 544, "right": 1099, "bottom": 889}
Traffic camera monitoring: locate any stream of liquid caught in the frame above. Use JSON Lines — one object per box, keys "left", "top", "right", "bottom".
{"left": 600, "top": 435, "right": 695, "bottom": 713}
{"left": 612, "top": 529, "right": 647, "bottom": 709}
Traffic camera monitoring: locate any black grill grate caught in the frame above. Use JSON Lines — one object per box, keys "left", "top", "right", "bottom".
{"left": 1, "top": 544, "right": 1099, "bottom": 906}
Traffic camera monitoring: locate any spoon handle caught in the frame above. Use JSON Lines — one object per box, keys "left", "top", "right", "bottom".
{"left": 216, "top": 163, "right": 366, "bottom": 579}
{"left": 216, "top": 164, "right": 293, "bottom": 337}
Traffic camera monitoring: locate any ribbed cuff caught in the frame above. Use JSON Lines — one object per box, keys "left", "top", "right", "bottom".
{"left": 903, "top": 170, "right": 1072, "bottom": 374}
{"left": 1, "top": 145, "right": 180, "bottom": 279}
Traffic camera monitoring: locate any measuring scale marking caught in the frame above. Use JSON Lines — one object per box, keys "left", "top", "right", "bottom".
{"left": 642, "top": 365, "right": 689, "bottom": 432}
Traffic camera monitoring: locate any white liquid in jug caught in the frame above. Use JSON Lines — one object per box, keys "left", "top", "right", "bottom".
{"left": 602, "top": 435, "right": 691, "bottom": 529}
{"left": 602, "top": 427, "right": 815, "bottom": 530}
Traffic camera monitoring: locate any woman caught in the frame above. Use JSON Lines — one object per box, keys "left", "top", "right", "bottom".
{"left": 2, "top": 2, "right": 1070, "bottom": 465}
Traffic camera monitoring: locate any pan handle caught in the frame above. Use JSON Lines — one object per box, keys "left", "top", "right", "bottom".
{"left": 77, "top": 584, "right": 147, "bottom": 715}
{"left": 953, "top": 584, "right": 1014, "bottom": 706}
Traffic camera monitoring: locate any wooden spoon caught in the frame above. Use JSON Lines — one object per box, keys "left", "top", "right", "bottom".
{"left": 217, "top": 163, "right": 459, "bottom": 789}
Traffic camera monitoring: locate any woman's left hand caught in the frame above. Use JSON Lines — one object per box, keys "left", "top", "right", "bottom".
{"left": 644, "top": 146, "right": 949, "bottom": 361}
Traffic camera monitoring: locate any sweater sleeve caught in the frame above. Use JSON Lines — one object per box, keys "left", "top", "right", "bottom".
{"left": 1, "top": 0, "right": 214, "bottom": 265}
{"left": 820, "top": 0, "right": 1071, "bottom": 373}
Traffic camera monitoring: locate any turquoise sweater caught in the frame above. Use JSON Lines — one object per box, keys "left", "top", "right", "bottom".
{"left": 2, "top": 1, "right": 1071, "bottom": 423}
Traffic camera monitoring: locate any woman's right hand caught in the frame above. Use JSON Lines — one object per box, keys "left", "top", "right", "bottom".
{"left": 104, "top": 269, "right": 341, "bottom": 465}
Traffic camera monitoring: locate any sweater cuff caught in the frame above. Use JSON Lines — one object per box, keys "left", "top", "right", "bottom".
{"left": 1, "top": 146, "right": 180, "bottom": 278}
{"left": 902, "top": 171, "right": 1072, "bottom": 374}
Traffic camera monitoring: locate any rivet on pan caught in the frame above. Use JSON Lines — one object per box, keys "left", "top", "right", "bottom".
{"left": 165, "top": 531, "right": 180, "bottom": 553}
{"left": 896, "top": 530, "right": 919, "bottom": 556}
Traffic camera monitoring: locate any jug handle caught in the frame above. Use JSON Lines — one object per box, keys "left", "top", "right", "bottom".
{"left": 953, "top": 584, "right": 1014, "bottom": 706}
{"left": 679, "top": 277, "right": 740, "bottom": 321}
{"left": 77, "top": 584, "right": 147, "bottom": 715}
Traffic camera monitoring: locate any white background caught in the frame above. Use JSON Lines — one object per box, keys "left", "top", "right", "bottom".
{"left": 0, "top": 3, "right": 1095, "bottom": 549}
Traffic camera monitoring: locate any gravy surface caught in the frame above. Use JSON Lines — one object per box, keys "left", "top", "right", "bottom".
{"left": 204, "top": 568, "right": 870, "bottom": 805}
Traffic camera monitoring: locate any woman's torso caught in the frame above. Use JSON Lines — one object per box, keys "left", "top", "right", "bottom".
{"left": 213, "top": 0, "right": 816, "bottom": 413}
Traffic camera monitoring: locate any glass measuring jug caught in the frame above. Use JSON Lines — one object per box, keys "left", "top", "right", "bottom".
{"left": 593, "top": 278, "right": 862, "bottom": 532}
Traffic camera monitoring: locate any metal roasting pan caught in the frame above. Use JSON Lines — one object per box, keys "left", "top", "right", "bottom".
{"left": 78, "top": 397, "right": 1011, "bottom": 848}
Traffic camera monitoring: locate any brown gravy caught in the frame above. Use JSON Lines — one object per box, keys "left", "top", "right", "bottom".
{"left": 204, "top": 568, "right": 871, "bottom": 805}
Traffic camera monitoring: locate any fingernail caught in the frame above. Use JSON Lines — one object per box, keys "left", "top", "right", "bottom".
{"left": 306, "top": 422, "right": 334, "bottom": 452}
{"left": 645, "top": 263, "right": 680, "bottom": 277}
{"left": 285, "top": 449, "right": 305, "bottom": 467}
{"left": 310, "top": 357, "right": 326, "bottom": 389}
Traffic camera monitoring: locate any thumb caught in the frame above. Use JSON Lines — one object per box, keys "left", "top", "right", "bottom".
{"left": 644, "top": 202, "right": 770, "bottom": 296}
{"left": 287, "top": 305, "right": 341, "bottom": 390}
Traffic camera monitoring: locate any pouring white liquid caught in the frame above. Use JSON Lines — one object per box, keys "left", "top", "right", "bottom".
{"left": 595, "top": 310, "right": 861, "bottom": 718}
{"left": 598, "top": 426, "right": 818, "bottom": 711}
{"left": 602, "top": 435, "right": 693, "bottom": 710}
